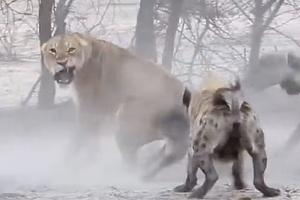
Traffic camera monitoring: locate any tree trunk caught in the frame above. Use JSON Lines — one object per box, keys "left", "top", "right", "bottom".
{"left": 248, "top": 24, "right": 263, "bottom": 70}
{"left": 248, "top": 0, "right": 264, "bottom": 69}
{"left": 161, "top": 0, "right": 183, "bottom": 70}
{"left": 135, "top": 0, "right": 157, "bottom": 62}
{"left": 54, "top": 0, "right": 75, "bottom": 36}
{"left": 244, "top": 0, "right": 284, "bottom": 89}
{"left": 38, "top": 0, "right": 55, "bottom": 109}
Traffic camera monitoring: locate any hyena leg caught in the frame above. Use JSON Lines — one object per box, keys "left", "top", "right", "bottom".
{"left": 244, "top": 128, "right": 280, "bottom": 197}
{"left": 189, "top": 153, "right": 219, "bottom": 199}
{"left": 232, "top": 152, "right": 246, "bottom": 190}
{"left": 173, "top": 152, "right": 198, "bottom": 192}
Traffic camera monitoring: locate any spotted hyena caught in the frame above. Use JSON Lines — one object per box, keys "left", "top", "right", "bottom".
{"left": 280, "top": 52, "right": 300, "bottom": 95}
{"left": 173, "top": 73, "right": 280, "bottom": 199}
{"left": 243, "top": 52, "right": 289, "bottom": 91}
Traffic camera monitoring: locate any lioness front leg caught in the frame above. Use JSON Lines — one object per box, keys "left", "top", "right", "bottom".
{"left": 66, "top": 109, "right": 101, "bottom": 160}
{"left": 244, "top": 128, "right": 280, "bottom": 197}
{"left": 142, "top": 112, "right": 190, "bottom": 180}
{"left": 188, "top": 153, "right": 219, "bottom": 199}
{"left": 142, "top": 138, "right": 189, "bottom": 180}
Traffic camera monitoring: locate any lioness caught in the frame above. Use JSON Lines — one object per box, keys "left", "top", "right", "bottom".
{"left": 174, "top": 73, "right": 280, "bottom": 199}
{"left": 41, "top": 32, "right": 191, "bottom": 179}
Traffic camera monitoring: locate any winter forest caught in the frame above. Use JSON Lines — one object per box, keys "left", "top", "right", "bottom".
{"left": 1, "top": 0, "right": 300, "bottom": 199}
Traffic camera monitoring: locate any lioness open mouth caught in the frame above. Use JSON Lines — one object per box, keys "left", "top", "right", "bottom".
{"left": 53, "top": 66, "right": 75, "bottom": 85}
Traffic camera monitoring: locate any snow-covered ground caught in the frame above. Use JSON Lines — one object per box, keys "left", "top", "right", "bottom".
{"left": 1, "top": 91, "right": 300, "bottom": 199}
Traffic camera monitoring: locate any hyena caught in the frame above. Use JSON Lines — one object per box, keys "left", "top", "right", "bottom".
{"left": 280, "top": 52, "right": 300, "bottom": 95}
{"left": 243, "top": 52, "right": 293, "bottom": 92}
{"left": 279, "top": 52, "right": 300, "bottom": 148}
{"left": 173, "top": 73, "right": 280, "bottom": 199}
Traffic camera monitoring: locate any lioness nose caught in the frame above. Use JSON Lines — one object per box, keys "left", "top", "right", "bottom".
{"left": 57, "top": 60, "right": 67, "bottom": 67}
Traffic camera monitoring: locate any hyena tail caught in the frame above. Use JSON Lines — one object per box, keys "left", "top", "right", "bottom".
{"left": 228, "top": 78, "right": 243, "bottom": 113}
{"left": 214, "top": 77, "right": 244, "bottom": 124}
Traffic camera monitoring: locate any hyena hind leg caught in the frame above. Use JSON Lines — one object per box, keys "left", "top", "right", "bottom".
{"left": 244, "top": 128, "right": 280, "bottom": 197}
{"left": 173, "top": 153, "right": 198, "bottom": 193}
{"left": 188, "top": 153, "right": 219, "bottom": 199}
{"left": 232, "top": 152, "right": 246, "bottom": 190}
{"left": 174, "top": 120, "right": 219, "bottom": 198}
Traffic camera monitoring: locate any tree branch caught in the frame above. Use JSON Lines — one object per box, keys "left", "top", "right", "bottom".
{"left": 231, "top": 0, "right": 253, "bottom": 23}
{"left": 261, "top": 0, "right": 277, "bottom": 14}
{"left": 268, "top": 26, "right": 300, "bottom": 47}
{"left": 262, "top": 0, "right": 284, "bottom": 31}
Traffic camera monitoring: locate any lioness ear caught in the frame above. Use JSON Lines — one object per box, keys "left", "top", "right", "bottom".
{"left": 72, "top": 32, "right": 89, "bottom": 46}
{"left": 41, "top": 42, "right": 47, "bottom": 53}
{"left": 287, "top": 52, "right": 300, "bottom": 70}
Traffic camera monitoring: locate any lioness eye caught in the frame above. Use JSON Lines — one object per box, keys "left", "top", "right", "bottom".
{"left": 49, "top": 48, "right": 56, "bottom": 54}
{"left": 68, "top": 47, "right": 75, "bottom": 53}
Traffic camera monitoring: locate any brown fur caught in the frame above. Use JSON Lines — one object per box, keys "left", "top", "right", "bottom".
{"left": 41, "top": 32, "right": 191, "bottom": 179}
{"left": 173, "top": 73, "right": 280, "bottom": 199}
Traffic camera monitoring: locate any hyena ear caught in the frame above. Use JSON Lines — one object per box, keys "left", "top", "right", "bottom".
{"left": 287, "top": 52, "right": 300, "bottom": 70}
{"left": 213, "top": 90, "right": 229, "bottom": 107}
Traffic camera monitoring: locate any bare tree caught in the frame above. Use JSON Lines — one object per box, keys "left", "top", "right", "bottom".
{"left": 0, "top": 0, "right": 34, "bottom": 60}
{"left": 161, "top": 0, "right": 183, "bottom": 70}
{"left": 237, "top": 0, "right": 284, "bottom": 88}
{"left": 248, "top": 0, "right": 284, "bottom": 69}
{"left": 38, "top": 0, "right": 55, "bottom": 109}
{"left": 36, "top": 0, "right": 74, "bottom": 109}
{"left": 135, "top": 0, "right": 157, "bottom": 62}
{"left": 53, "top": 0, "right": 75, "bottom": 36}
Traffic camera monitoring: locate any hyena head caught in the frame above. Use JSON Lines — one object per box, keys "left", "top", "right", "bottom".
{"left": 212, "top": 79, "right": 245, "bottom": 129}
{"left": 280, "top": 52, "right": 300, "bottom": 95}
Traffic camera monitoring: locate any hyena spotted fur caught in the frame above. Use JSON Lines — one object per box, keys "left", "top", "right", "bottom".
{"left": 174, "top": 73, "right": 280, "bottom": 199}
